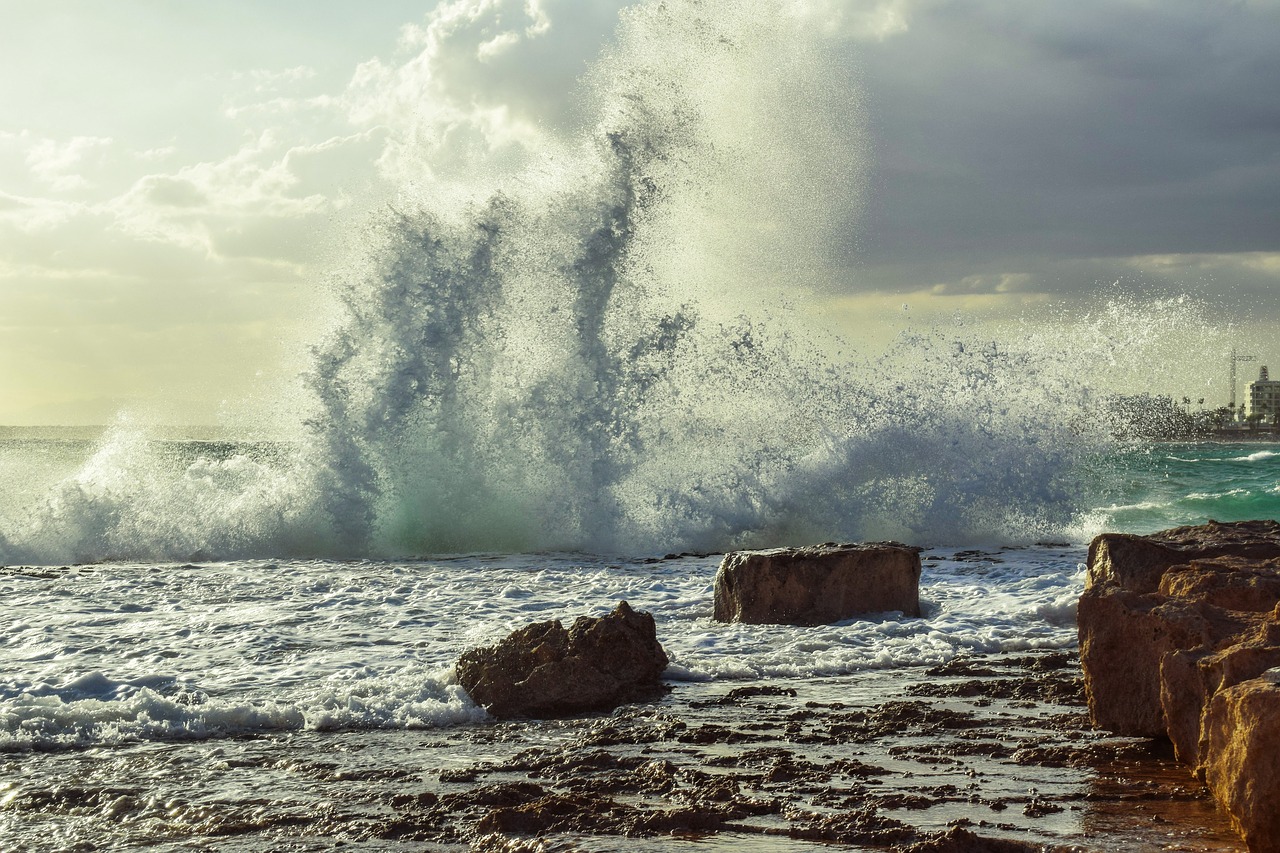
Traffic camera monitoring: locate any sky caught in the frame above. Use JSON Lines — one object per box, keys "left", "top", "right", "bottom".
{"left": 2, "top": 0, "right": 1278, "bottom": 425}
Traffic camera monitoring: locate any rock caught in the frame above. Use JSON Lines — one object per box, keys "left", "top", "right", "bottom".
{"left": 713, "top": 543, "right": 922, "bottom": 625}
{"left": 1158, "top": 598, "right": 1280, "bottom": 765}
{"left": 1078, "top": 520, "right": 1280, "bottom": 853}
{"left": 455, "top": 601, "right": 669, "bottom": 719}
{"left": 1078, "top": 583, "right": 1236, "bottom": 737}
{"left": 1086, "top": 519, "right": 1280, "bottom": 594}
{"left": 1202, "top": 675, "right": 1280, "bottom": 853}
{"left": 899, "top": 826, "right": 1044, "bottom": 852}
{"left": 1080, "top": 523, "right": 1280, "bottom": 737}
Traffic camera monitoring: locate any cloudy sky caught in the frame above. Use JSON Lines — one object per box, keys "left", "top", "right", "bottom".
{"left": 2, "top": 0, "right": 1277, "bottom": 425}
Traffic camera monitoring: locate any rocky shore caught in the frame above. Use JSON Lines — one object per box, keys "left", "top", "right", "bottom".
{"left": 1079, "top": 519, "right": 1280, "bottom": 852}
{"left": 347, "top": 542, "right": 1256, "bottom": 852}
{"left": 364, "top": 648, "right": 1239, "bottom": 851}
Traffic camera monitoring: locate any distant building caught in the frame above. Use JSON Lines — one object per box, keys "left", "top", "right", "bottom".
{"left": 1248, "top": 366, "right": 1280, "bottom": 422}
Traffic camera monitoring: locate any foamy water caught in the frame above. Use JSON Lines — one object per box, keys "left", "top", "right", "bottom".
{"left": 1, "top": 547, "right": 1084, "bottom": 753}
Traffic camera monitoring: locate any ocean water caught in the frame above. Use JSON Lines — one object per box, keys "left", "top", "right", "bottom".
{"left": 2, "top": 442, "right": 1272, "bottom": 850}
{"left": 1088, "top": 442, "right": 1280, "bottom": 535}
{"left": 1, "top": 0, "right": 1270, "bottom": 848}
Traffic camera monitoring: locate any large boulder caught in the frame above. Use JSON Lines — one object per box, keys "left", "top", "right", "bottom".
{"left": 1077, "top": 586, "right": 1224, "bottom": 737}
{"left": 1078, "top": 521, "right": 1280, "bottom": 853}
{"left": 713, "top": 543, "right": 922, "bottom": 625}
{"left": 456, "top": 601, "right": 669, "bottom": 719}
{"left": 1080, "top": 522, "right": 1280, "bottom": 739}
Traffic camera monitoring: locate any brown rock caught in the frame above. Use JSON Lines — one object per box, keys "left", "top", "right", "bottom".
{"left": 1080, "top": 525, "right": 1280, "bottom": 738}
{"left": 713, "top": 543, "right": 922, "bottom": 625}
{"left": 1078, "top": 521, "right": 1280, "bottom": 852}
{"left": 1086, "top": 519, "right": 1280, "bottom": 594}
{"left": 1160, "top": 612, "right": 1280, "bottom": 767}
{"left": 456, "top": 601, "right": 668, "bottom": 719}
{"left": 1202, "top": 673, "right": 1280, "bottom": 853}
{"left": 1078, "top": 588, "right": 1220, "bottom": 736}
{"left": 1161, "top": 556, "right": 1280, "bottom": 611}
{"left": 899, "top": 826, "right": 1045, "bottom": 852}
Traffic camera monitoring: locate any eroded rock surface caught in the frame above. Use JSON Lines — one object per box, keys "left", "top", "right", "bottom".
{"left": 714, "top": 542, "right": 922, "bottom": 625}
{"left": 1202, "top": 672, "right": 1280, "bottom": 853}
{"left": 366, "top": 651, "right": 1236, "bottom": 852}
{"left": 1078, "top": 520, "right": 1280, "bottom": 852}
{"left": 456, "top": 601, "right": 668, "bottom": 718}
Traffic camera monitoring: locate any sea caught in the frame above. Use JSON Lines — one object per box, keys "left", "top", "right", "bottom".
{"left": 3, "top": 1, "right": 1271, "bottom": 849}
{"left": 2, "top": 438, "right": 1274, "bottom": 852}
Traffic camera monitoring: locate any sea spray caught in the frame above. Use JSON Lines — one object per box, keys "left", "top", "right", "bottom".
{"left": 0, "top": 0, "right": 1219, "bottom": 564}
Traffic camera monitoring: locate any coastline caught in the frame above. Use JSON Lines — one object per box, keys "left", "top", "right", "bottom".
{"left": 1184, "top": 430, "right": 1280, "bottom": 443}
{"left": 324, "top": 651, "right": 1245, "bottom": 851}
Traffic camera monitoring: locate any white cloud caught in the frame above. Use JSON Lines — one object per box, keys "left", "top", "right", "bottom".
{"left": 231, "top": 65, "right": 318, "bottom": 93}
{"left": 25, "top": 135, "right": 114, "bottom": 191}
{"left": 802, "top": 0, "right": 915, "bottom": 40}
{"left": 930, "top": 273, "right": 1034, "bottom": 296}
{"left": 0, "top": 190, "right": 31, "bottom": 212}
{"left": 0, "top": 190, "right": 83, "bottom": 232}
{"left": 98, "top": 129, "right": 382, "bottom": 256}
{"left": 342, "top": 0, "right": 629, "bottom": 188}
{"left": 136, "top": 146, "right": 178, "bottom": 162}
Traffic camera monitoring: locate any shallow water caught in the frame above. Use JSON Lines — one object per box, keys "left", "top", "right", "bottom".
{"left": 0, "top": 546, "right": 1247, "bottom": 851}
{"left": 1, "top": 548, "right": 1081, "bottom": 752}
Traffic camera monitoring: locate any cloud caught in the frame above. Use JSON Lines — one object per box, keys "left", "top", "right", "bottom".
{"left": 802, "top": 0, "right": 915, "bottom": 40}
{"left": 25, "top": 135, "right": 114, "bottom": 191}
{"left": 342, "top": 0, "right": 630, "bottom": 186}
{"left": 231, "top": 65, "right": 318, "bottom": 93}
{"left": 140, "top": 175, "right": 207, "bottom": 208}
{"left": 930, "top": 273, "right": 1033, "bottom": 296}
{"left": 0, "top": 191, "right": 31, "bottom": 212}
{"left": 854, "top": 0, "right": 1280, "bottom": 276}
{"left": 94, "top": 129, "right": 382, "bottom": 258}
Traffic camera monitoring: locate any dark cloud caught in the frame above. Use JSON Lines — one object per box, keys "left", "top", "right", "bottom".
{"left": 852, "top": 0, "right": 1280, "bottom": 280}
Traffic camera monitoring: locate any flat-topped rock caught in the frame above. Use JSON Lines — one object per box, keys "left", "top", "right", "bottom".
{"left": 456, "top": 601, "right": 668, "bottom": 719}
{"left": 713, "top": 542, "right": 922, "bottom": 626}
{"left": 1078, "top": 520, "right": 1280, "bottom": 852}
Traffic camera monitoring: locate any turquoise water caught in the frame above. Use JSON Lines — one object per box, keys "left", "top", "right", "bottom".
{"left": 1087, "top": 441, "right": 1280, "bottom": 536}
{"left": 2, "top": 436, "right": 1277, "bottom": 566}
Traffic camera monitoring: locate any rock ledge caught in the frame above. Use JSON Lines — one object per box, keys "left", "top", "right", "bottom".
{"left": 1078, "top": 520, "right": 1280, "bottom": 853}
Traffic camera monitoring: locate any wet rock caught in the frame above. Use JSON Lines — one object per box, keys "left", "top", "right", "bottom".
{"left": 1086, "top": 519, "right": 1280, "bottom": 594}
{"left": 1160, "top": 610, "right": 1280, "bottom": 767}
{"left": 689, "top": 684, "right": 798, "bottom": 709}
{"left": 898, "top": 826, "right": 1045, "bottom": 852}
{"left": 476, "top": 792, "right": 737, "bottom": 838}
{"left": 1078, "top": 586, "right": 1226, "bottom": 736}
{"left": 713, "top": 542, "right": 922, "bottom": 625}
{"left": 1078, "top": 520, "right": 1280, "bottom": 852}
{"left": 1202, "top": 674, "right": 1280, "bottom": 853}
{"left": 1080, "top": 523, "right": 1280, "bottom": 738}
{"left": 788, "top": 805, "right": 917, "bottom": 845}
{"left": 455, "top": 601, "right": 669, "bottom": 719}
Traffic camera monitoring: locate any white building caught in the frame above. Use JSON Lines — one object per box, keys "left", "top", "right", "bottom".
{"left": 1248, "top": 366, "right": 1280, "bottom": 422}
